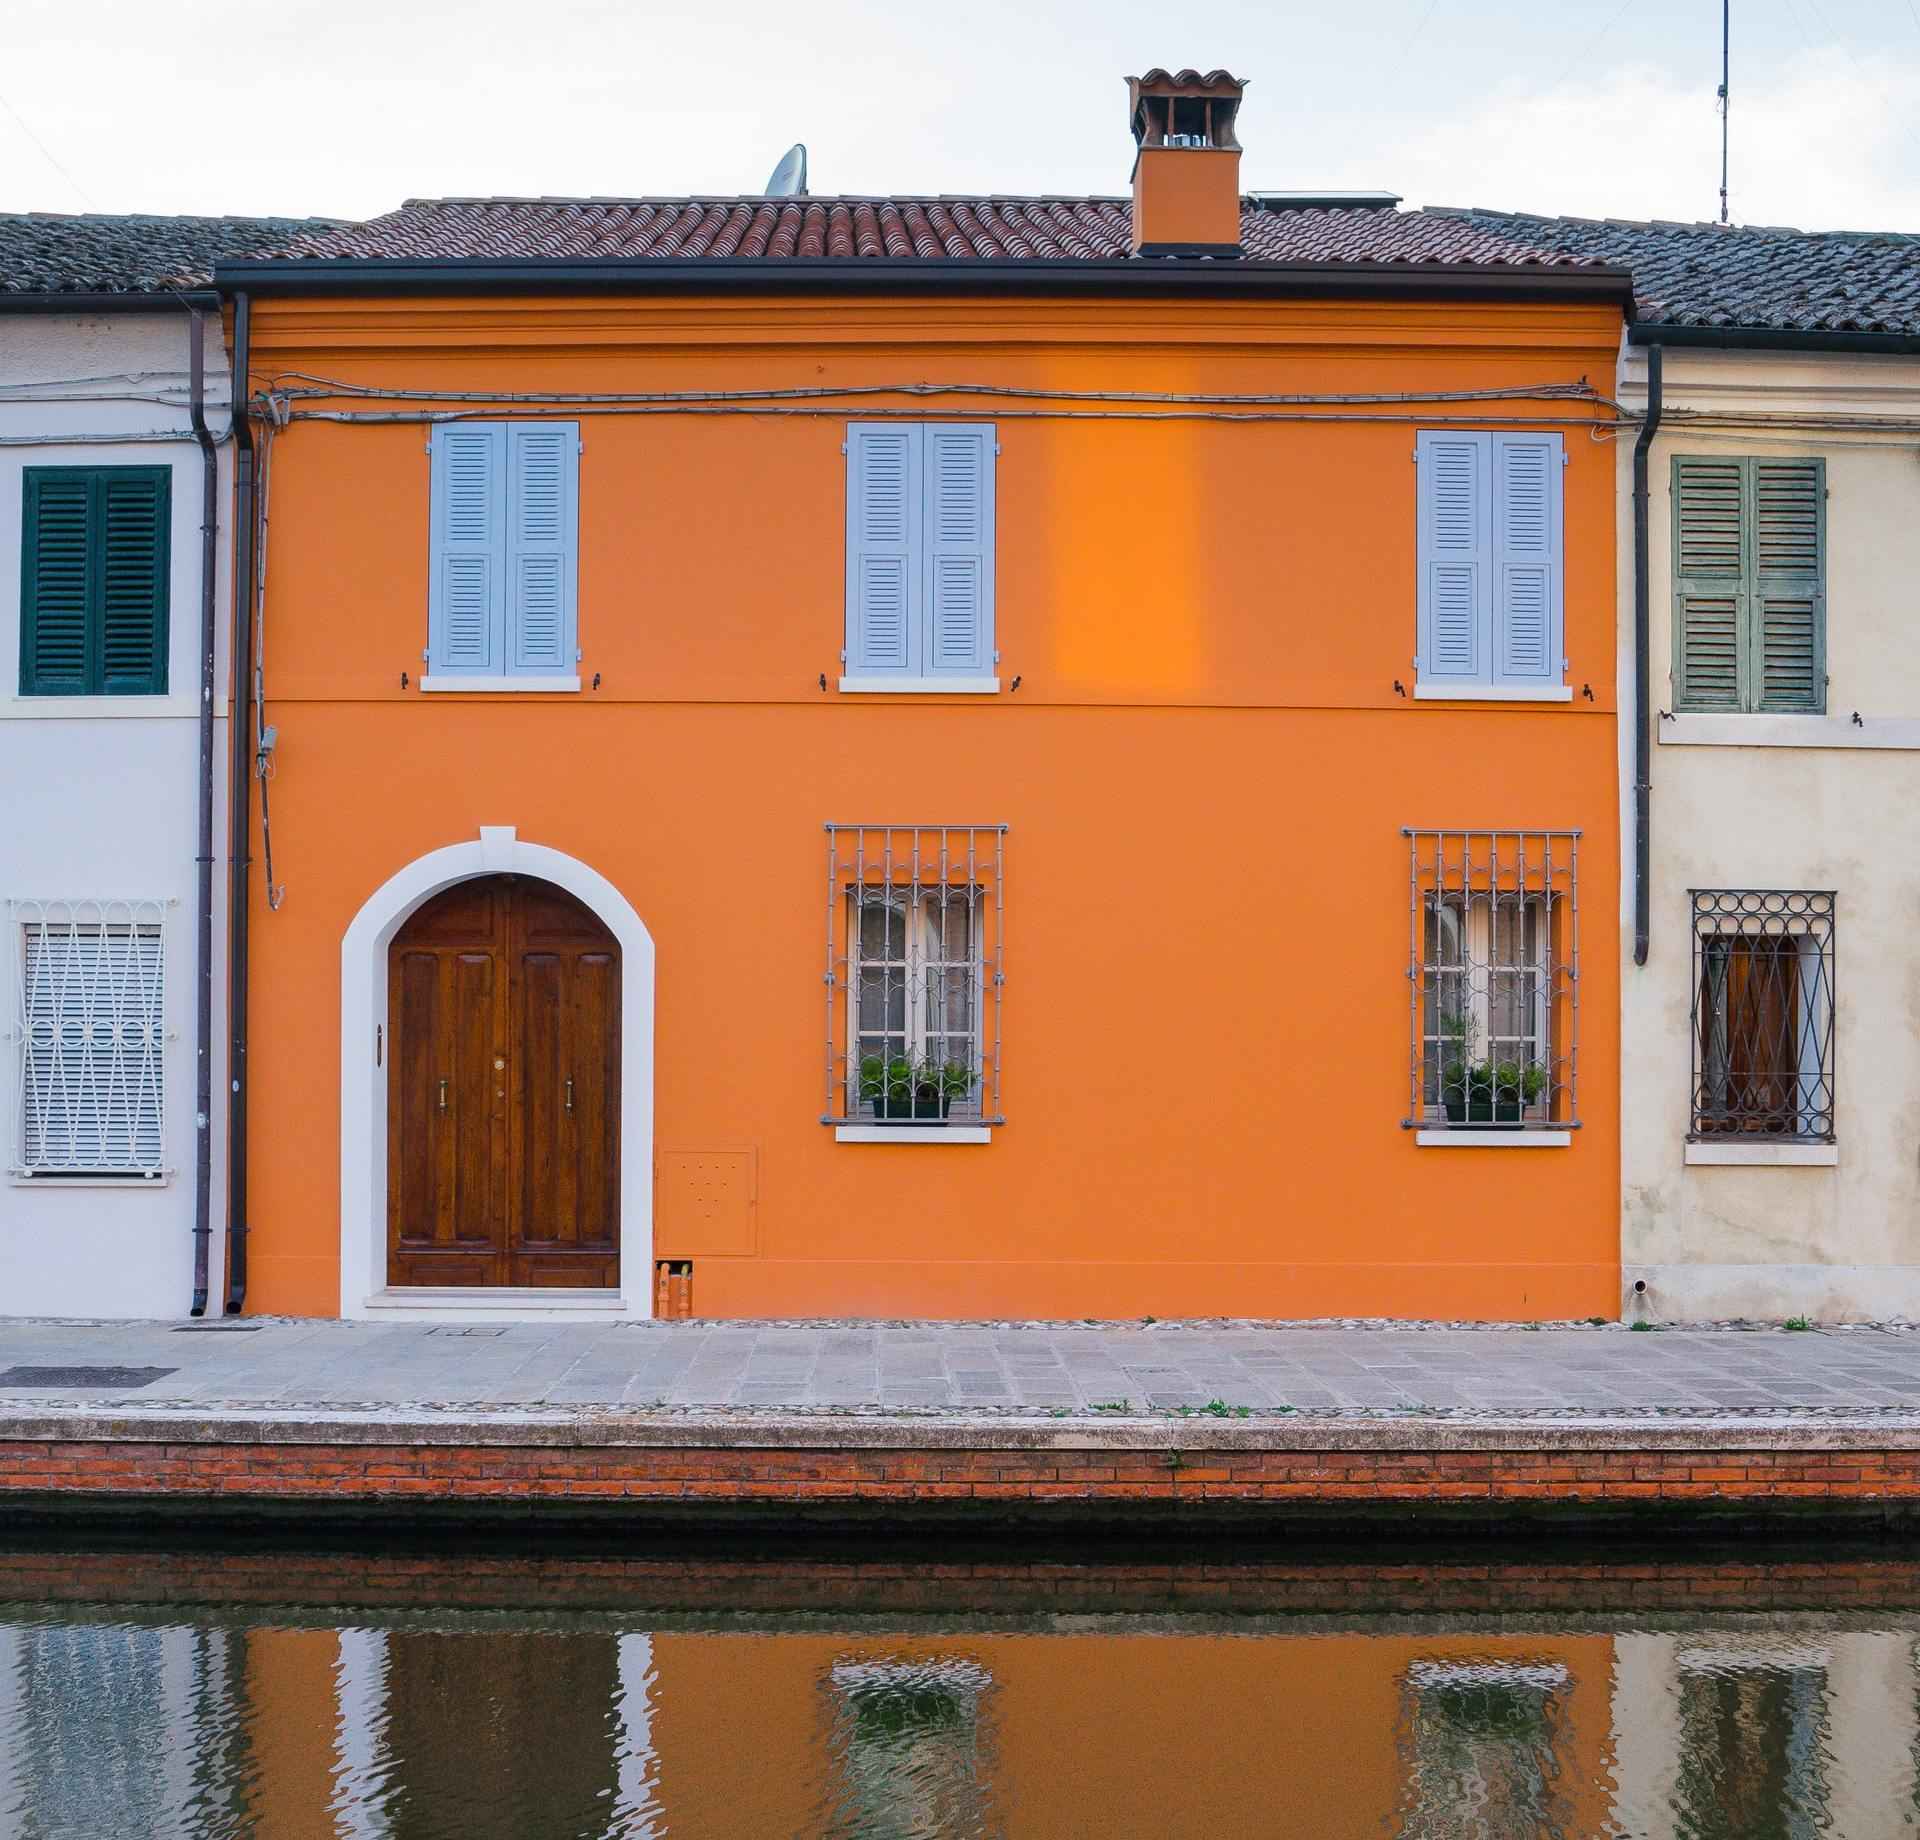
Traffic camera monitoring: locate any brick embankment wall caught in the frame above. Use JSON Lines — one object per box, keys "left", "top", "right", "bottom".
{"left": 5, "top": 1421, "right": 1920, "bottom": 1526}
{"left": 5, "top": 1547, "right": 1920, "bottom": 1621}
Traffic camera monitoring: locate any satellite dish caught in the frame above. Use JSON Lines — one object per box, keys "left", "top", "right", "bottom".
{"left": 765, "top": 143, "right": 808, "bottom": 197}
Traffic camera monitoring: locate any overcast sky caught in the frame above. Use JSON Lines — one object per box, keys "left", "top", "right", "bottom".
{"left": 4, "top": 0, "right": 1918, "bottom": 231}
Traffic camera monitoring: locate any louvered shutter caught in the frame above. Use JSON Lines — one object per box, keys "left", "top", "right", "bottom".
{"left": 923, "top": 424, "right": 995, "bottom": 675}
{"left": 19, "top": 914, "right": 163, "bottom": 1175}
{"left": 429, "top": 425, "right": 508, "bottom": 674}
{"left": 20, "top": 471, "right": 92, "bottom": 694}
{"left": 1416, "top": 431, "right": 1491, "bottom": 684}
{"left": 1672, "top": 457, "right": 1746, "bottom": 710}
{"left": 505, "top": 425, "right": 578, "bottom": 673}
{"left": 99, "top": 471, "right": 169, "bottom": 694}
{"left": 1751, "top": 457, "right": 1824, "bottom": 712}
{"left": 845, "top": 424, "right": 921, "bottom": 675}
{"left": 1491, "top": 434, "right": 1562, "bottom": 686}
{"left": 20, "top": 468, "right": 168, "bottom": 696}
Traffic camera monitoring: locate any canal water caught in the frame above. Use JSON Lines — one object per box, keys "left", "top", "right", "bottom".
{"left": 1, "top": 1538, "right": 1916, "bottom": 1838}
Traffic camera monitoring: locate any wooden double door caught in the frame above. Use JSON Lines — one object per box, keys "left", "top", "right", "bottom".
{"left": 387, "top": 875, "right": 620, "bottom": 1288}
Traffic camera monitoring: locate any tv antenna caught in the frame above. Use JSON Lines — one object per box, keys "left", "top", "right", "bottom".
{"left": 1717, "top": 0, "right": 1730, "bottom": 224}
{"left": 765, "top": 143, "right": 808, "bottom": 197}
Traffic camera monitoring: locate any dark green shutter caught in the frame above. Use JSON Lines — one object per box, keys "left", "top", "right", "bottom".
{"left": 20, "top": 466, "right": 169, "bottom": 696}
{"left": 1751, "top": 458, "right": 1824, "bottom": 711}
{"left": 1671, "top": 454, "right": 1825, "bottom": 714}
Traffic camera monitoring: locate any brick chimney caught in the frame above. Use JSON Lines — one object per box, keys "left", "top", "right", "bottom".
{"left": 1127, "top": 68, "right": 1246, "bottom": 258}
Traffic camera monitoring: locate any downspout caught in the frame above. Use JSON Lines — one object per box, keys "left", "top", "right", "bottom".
{"left": 1631, "top": 339, "right": 1664, "bottom": 967}
{"left": 224, "top": 291, "right": 254, "bottom": 1314}
{"left": 186, "top": 305, "right": 218, "bottom": 1316}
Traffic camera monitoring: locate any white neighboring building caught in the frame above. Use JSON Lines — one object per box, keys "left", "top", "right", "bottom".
{"left": 1450, "top": 210, "right": 1920, "bottom": 1321}
{"left": 0, "top": 214, "right": 323, "bottom": 1318}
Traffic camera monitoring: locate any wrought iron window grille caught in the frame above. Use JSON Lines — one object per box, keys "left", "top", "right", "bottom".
{"left": 1689, "top": 889, "right": 1835, "bottom": 1143}
{"left": 824, "top": 825, "right": 1005, "bottom": 1128}
{"left": 10, "top": 898, "right": 169, "bottom": 1178}
{"left": 1405, "top": 830, "right": 1580, "bottom": 1132}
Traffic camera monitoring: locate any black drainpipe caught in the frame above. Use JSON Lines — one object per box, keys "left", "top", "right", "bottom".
{"left": 1631, "top": 339, "right": 1663, "bottom": 968}
{"left": 224, "top": 291, "right": 254, "bottom": 1314}
{"left": 186, "top": 303, "right": 218, "bottom": 1317}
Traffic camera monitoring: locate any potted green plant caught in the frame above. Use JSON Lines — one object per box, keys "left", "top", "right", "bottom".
{"left": 1443, "top": 1058, "right": 1546, "bottom": 1128}
{"left": 859, "top": 1054, "right": 975, "bottom": 1123}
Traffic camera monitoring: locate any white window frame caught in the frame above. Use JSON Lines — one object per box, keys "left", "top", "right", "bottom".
{"left": 10, "top": 899, "right": 169, "bottom": 1180}
{"left": 1422, "top": 893, "right": 1551, "bottom": 1114}
{"left": 845, "top": 887, "right": 985, "bottom": 1122}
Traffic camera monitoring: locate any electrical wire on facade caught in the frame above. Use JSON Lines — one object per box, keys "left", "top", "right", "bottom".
{"left": 0, "top": 429, "right": 231, "bottom": 447}
{"left": 281, "top": 404, "right": 1620, "bottom": 430}
{"left": 264, "top": 371, "right": 1618, "bottom": 411}
{"left": 252, "top": 417, "right": 285, "bottom": 912}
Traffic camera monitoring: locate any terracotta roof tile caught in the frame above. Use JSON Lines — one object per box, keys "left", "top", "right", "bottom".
{"left": 266, "top": 196, "right": 1589, "bottom": 270}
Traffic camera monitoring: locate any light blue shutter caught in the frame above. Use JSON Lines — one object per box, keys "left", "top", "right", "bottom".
{"left": 923, "top": 424, "right": 995, "bottom": 675}
{"left": 1416, "top": 431, "right": 1490, "bottom": 685}
{"left": 845, "top": 424, "right": 921, "bottom": 675}
{"left": 506, "top": 424, "right": 579, "bottom": 674}
{"left": 1491, "top": 433, "right": 1563, "bottom": 686}
{"left": 429, "top": 424, "right": 506, "bottom": 674}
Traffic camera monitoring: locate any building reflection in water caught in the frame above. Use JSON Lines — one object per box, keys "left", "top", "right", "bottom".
{"left": 2, "top": 1582, "right": 1920, "bottom": 1836}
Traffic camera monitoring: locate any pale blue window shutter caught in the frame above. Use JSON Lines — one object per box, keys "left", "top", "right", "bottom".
{"left": 845, "top": 424, "right": 921, "bottom": 675}
{"left": 1492, "top": 433, "right": 1564, "bottom": 686}
{"left": 429, "top": 424, "right": 507, "bottom": 674}
{"left": 506, "top": 424, "right": 579, "bottom": 674}
{"left": 923, "top": 424, "right": 995, "bottom": 675}
{"left": 1416, "top": 430, "right": 1491, "bottom": 685}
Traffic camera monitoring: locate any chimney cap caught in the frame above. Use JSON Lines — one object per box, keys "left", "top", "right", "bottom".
{"left": 1127, "top": 70, "right": 1247, "bottom": 152}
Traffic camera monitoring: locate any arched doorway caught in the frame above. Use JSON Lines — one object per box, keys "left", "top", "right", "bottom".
{"left": 386, "top": 874, "right": 620, "bottom": 1288}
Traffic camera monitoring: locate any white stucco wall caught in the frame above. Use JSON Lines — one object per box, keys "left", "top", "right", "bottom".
{"left": 0, "top": 309, "right": 231, "bottom": 1318}
{"left": 1619, "top": 343, "right": 1920, "bottom": 1320}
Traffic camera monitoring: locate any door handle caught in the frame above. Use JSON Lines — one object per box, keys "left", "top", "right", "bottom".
{"left": 438, "top": 1078, "right": 449, "bottom": 1112}
{"left": 565, "top": 1077, "right": 574, "bottom": 1114}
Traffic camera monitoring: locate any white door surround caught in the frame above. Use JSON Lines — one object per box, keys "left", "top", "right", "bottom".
{"left": 338, "top": 825, "right": 655, "bottom": 1321}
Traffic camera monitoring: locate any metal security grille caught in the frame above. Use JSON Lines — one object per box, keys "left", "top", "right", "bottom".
{"left": 1690, "top": 889, "right": 1835, "bottom": 1141}
{"left": 11, "top": 899, "right": 166, "bottom": 1177}
{"left": 825, "top": 825, "right": 1005, "bottom": 1127}
{"left": 1405, "top": 831, "right": 1579, "bottom": 1131}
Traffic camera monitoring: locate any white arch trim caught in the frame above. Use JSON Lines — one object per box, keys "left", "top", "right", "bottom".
{"left": 339, "top": 826, "right": 654, "bottom": 1321}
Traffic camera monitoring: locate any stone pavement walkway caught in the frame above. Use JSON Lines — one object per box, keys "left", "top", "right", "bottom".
{"left": 2, "top": 1317, "right": 1918, "bottom": 1418}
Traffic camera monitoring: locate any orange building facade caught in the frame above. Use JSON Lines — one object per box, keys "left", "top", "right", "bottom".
{"left": 223, "top": 116, "right": 1627, "bottom": 1322}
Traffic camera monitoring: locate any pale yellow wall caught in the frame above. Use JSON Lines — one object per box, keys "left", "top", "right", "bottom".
{"left": 1619, "top": 344, "right": 1920, "bottom": 1319}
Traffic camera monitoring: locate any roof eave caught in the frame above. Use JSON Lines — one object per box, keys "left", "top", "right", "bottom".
{"left": 213, "top": 255, "right": 1634, "bottom": 307}
{"left": 0, "top": 287, "right": 221, "bottom": 314}
{"left": 1631, "top": 321, "right": 1920, "bottom": 355}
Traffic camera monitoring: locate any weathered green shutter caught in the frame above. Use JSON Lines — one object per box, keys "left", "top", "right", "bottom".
{"left": 1671, "top": 456, "right": 1745, "bottom": 710}
{"left": 1672, "top": 454, "right": 1825, "bottom": 713}
{"left": 1751, "top": 457, "right": 1824, "bottom": 712}
{"left": 20, "top": 466, "right": 169, "bottom": 696}
{"left": 20, "top": 471, "right": 93, "bottom": 694}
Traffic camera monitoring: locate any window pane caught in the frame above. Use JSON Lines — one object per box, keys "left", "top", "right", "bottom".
{"left": 859, "top": 897, "right": 907, "bottom": 963}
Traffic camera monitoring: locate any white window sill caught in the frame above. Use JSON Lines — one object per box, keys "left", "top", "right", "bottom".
{"left": 1685, "top": 1141, "right": 1838, "bottom": 1167}
{"left": 1415, "top": 1130, "right": 1572, "bottom": 1148}
{"left": 1661, "top": 714, "right": 1920, "bottom": 750}
{"left": 419, "top": 675, "right": 581, "bottom": 693}
{"left": 1414, "top": 684, "right": 1574, "bottom": 703}
{"left": 8, "top": 1171, "right": 172, "bottom": 1189}
{"left": 4, "top": 697, "right": 217, "bottom": 720}
{"left": 839, "top": 676, "right": 1000, "bottom": 695}
{"left": 835, "top": 1125, "right": 993, "bottom": 1144}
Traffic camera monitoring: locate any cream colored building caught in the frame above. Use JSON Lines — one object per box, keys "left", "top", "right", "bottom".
{"left": 1621, "top": 338, "right": 1920, "bottom": 1321}
{"left": 1444, "top": 212, "right": 1920, "bottom": 1321}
